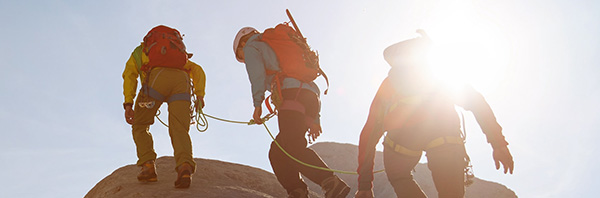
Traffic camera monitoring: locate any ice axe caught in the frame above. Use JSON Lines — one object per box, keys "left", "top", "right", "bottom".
{"left": 286, "top": 9, "right": 305, "bottom": 41}
{"left": 285, "top": 9, "right": 330, "bottom": 95}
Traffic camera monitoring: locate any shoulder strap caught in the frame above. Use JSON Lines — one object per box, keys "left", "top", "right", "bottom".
{"left": 132, "top": 44, "right": 144, "bottom": 72}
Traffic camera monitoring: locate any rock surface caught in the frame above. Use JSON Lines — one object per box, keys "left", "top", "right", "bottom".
{"left": 86, "top": 142, "right": 517, "bottom": 198}
{"left": 305, "top": 142, "right": 517, "bottom": 198}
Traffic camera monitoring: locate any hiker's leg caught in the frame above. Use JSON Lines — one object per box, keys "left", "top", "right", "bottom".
{"left": 168, "top": 100, "right": 196, "bottom": 172}
{"left": 383, "top": 148, "right": 426, "bottom": 198}
{"left": 426, "top": 144, "right": 466, "bottom": 198}
{"left": 269, "top": 110, "right": 309, "bottom": 194}
{"left": 275, "top": 109, "right": 333, "bottom": 181}
{"left": 281, "top": 88, "right": 333, "bottom": 184}
{"left": 132, "top": 95, "right": 162, "bottom": 166}
{"left": 151, "top": 68, "right": 196, "bottom": 172}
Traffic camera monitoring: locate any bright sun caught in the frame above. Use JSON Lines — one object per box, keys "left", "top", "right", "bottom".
{"left": 422, "top": 2, "right": 511, "bottom": 93}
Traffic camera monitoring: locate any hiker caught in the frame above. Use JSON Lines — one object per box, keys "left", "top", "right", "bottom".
{"left": 354, "top": 30, "right": 514, "bottom": 198}
{"left": 122, "top": 25, "right": 206, "bottom": 188}
{"left": 233, "top": 23, "right": 350, "bottom": 198}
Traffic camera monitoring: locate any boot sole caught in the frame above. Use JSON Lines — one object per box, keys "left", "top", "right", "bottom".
{"left": 338, "top": 186, "right": 351, "bottom": 198}
{"left": 326, "top": 186, "right": 350, "bottom": 198}
{"left": 138, "top": 177, "right": 158, "bottom": 182}
{"left": 137, "top": 174, "right": 158, "bottom": 182}
{"left": 174, "top": 175, "right": 191, "bottom": 188}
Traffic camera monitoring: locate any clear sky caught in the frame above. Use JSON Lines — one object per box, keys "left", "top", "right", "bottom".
{"left": 1, "top": 0, "right": 598, "bottom": 197}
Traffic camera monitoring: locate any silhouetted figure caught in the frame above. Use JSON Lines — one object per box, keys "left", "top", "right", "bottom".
{"left": 355, "top": 30, "right": 513, "bottom": 198}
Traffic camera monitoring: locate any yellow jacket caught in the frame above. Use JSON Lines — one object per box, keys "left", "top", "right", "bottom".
{"left": 122, "top": 43, "right": 206, "bottom": 105}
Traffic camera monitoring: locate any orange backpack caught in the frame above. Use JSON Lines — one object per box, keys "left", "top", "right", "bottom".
{"left": 141, "top": 25, "right": 189, "bottom": 71}
{"left": 261, "top": 23, "right": 329, "bottom": 113}
{"left": 261, "top": 23, "right": 321, "bottom": 83}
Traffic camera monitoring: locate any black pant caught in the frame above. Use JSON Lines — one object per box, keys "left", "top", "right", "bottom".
{"left": 384, "top": 144, "right": 467, "bottom": 198}
{"left": 268, "top": 88, "right": 333, "bottom": 193}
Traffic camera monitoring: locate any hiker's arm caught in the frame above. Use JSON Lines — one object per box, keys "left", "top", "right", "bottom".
{"left": 244, "top": 44, "right": 267, "bottom": 108}
{"left": 456, "top": 85, "right": 513, "bottom": 174}
{"left": 493, "top": 145, "right": 514, "bottom": 174}
{"left": 455, "top": 85, "right": 508, "bottom": 148}
{"left": 357, "top": 78, "right": 390, "bottom": 191}
{"left": 122, "top": 53, "right": 139, "bottom": 106}
{"left": 187, "top": 61, "right": 206, "bottom": 108}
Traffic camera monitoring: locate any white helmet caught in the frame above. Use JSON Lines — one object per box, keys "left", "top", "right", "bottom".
{"left": 233, "top": 27, "right": 258, "bottom": 63}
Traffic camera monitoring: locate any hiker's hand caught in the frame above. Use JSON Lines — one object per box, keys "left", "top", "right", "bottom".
{"left": 253, "top": 106, "right": 263, "bottom": 124}
{"left": 195, "top": 97, "right": 205, "bottom": 111}
{"left": 493, "top": 146, "right": 514, "bottom": 174}
{"left": 307, "top": 123, "right": 321, "bottom": 144}
{"left": 125, "top": 105, "right": 134, "bottom": 125}
{"left": 355, "top": 190, "right": 374, "bottom": 198}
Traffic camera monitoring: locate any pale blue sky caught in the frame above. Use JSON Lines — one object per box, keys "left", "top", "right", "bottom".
{"left": 1, "top": 0, "right": 599, "bottom": 197}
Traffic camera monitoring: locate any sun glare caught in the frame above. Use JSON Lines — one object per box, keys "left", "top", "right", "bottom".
{"left": 423, "top": 2, "right": 510, "bottom": 93}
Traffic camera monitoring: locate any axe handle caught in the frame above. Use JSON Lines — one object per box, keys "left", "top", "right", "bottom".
{"left": 286, "top": 9, "right": 305, "bottom": 40}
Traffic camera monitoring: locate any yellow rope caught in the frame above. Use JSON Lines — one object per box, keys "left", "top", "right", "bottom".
{"left": 154, "top": 109, "right": 210, "bottom": 132}
{"left": 155, "top": 109, "right": 169, "bottom": 127}
{"left": 198, "top": 112, "right": 385, "bottom": 175}
{"left": 261, "top": 122, "right": 386, "bottom": 175}
{"left": 155, "top": 108, "right": 385, "bottom": 174}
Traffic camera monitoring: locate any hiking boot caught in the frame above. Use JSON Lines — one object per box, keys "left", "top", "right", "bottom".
{"left": 321, "top": 175, "right": 350, "bottom": 198}
{"left": 288, "top": 188, "right": 309, "bottom": 198}
{"left": 137, "top": 160, "right": 158, "bottom": 182}
{"left": 174, "top": 162, "right": 193, "bottom": 188}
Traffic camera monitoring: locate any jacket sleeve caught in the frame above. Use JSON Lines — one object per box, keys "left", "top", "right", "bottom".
{"left": 357, "top": 78, "right": 391, "bottom": 191}
{"left": 455, "top": 85, "right": 508, "bottom": 148}
{"left": 122, "top": 49, "right": 141, "bottom": 105}
{"left": 243, "top": 42, "right": 268, "bottom": 107}
{"left": 186, "top": 61, "right": 206, "bottom": 99}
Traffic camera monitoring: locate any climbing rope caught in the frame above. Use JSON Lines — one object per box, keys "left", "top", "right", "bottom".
{"left": 155, "top": 109, "right": 168, "bottom": 127}
{"left": 193, "top": 112, "right": 385, "bottom": 175}
{"left": 260, "top": 121, "right": 385, "bottom": 175}
{"left": 150, "top": 96, "right": 384, "bottom": 174}
{"left": 154, "top": 96, "right": 210, "bottom": 132}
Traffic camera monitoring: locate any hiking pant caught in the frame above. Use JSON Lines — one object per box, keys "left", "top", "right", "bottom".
{"left": 131, "top": 67, "right": 196, "bottom": 172}
{"left": 269, "top": 88, "right": 333, "bottom": 193}
{"left": 384, "top": 143, "right": 466, "bottom": 198}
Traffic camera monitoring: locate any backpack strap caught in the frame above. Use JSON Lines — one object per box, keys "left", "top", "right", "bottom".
{"left": 264, "top": 71, "right": 283, "bottom": 115}
{"left": 318, "top": 68, "right": 330, "bottom": 95}
{"left": 132, "top": 44, "right": 144, "bottom": 72}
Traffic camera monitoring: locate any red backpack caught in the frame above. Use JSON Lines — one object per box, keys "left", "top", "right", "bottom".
{"left": 141, "top": 25, "right": 189, "bottom": 71}
{"left": 260, "top": 22, "right": 329, "bottom": 113}
{"left": 261, "top": 23, "right": 321, "bottom": 83}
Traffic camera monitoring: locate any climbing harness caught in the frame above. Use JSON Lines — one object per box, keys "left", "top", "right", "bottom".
{"left": 151, "top": 76, "right": 211, "bottom": 132}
